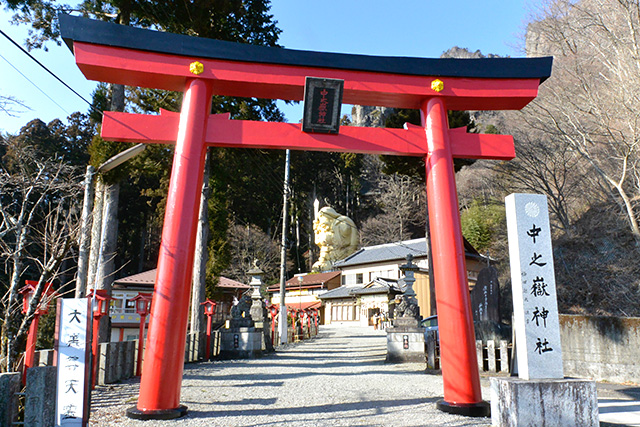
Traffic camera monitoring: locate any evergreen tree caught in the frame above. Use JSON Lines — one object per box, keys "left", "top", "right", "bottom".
{"left": 381, "top": 109, "right": 477, "bottom": 179}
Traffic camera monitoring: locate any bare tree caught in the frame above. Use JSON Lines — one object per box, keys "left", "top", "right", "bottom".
{"left": 360, "top": 173, "right": 425, "bottom": 246}
{"left": 493, "top": 120, "right": 587, "bottom": 232}
{"left": 222, "top": 223, "right": 280, "bottom": 285}
{"left": 525, "top": 0, "right": 640, "bottom": 243}
{"left": 456, "top": 160, "right": 505, "bottom": 209}
{"left": 0, "top": 95, "right": 29, "bottom": 117}
{"left": 0, "top": 142, "right": 81, "bottom": 372}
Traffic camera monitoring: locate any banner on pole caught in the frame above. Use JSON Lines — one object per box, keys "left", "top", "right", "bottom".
{"left": 54, "top": 298, "right": 91, "bottom": 426}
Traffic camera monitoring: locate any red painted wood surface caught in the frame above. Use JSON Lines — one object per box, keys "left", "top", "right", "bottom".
{"left": 101, "top": 111, "right": 515, "bottom": 160}
{"left": 63, "top": 22, "right": 549, "bottom": 416}
{"left": 22, "top": 315, "right": 40, "bottom": 386}
{"left": 423, "top": 97, "right": 483, "bottom": 405}
{"left": 74, "top": 42, "right": 540, "bottom": 111}
{"left": 136, "top": 79, "right": 212, "bottom": 412}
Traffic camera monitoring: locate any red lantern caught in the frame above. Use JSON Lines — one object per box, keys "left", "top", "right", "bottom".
{"left": 132, "top": 292, "right": 153, "bottom": 316}
{"left": 313, "top": 308, "right": 319, "bottom": 330}
{"left": 267, "top": 304, "right": 278, "bottom": 343}
{"left": 19, "top": 280, "right": 55, "bottom": 315}
{"left": 86, "top": 289, "right": 112, "bottom": 389}
{"left": 132, "top": 292, "right": 153, "bottom": 376}
{"left": 201, "top": 299, "right": 218, "bottom": 360}
{"left": 201, "top": 299, "right": 217, "bottom": 316}
{"left": 19, "top": 280, "right": 56, "bottom": 385}
{"left": 87, "top": 289, "right": 111, "bottom": 317}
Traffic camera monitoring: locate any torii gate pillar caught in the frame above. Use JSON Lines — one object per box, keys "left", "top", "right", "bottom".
{"left": 59, "top": 13, "right": 552, "bottom": 421}
{"left": 423, "top": 98, "right": 485, "bottom": 413}
{"left": 128, "top": 78, "right": 212, "bottom": 418}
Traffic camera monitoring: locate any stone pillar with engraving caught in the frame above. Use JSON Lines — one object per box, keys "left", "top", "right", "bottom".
{"left": 386, "top": 255, "right": 426, "bottom": 363}
{"left": 491, "top": 194, "right": 598, "bottom": 427}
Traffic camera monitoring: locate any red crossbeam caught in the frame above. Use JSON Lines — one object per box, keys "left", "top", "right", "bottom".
{"left": 74, "top": 42, "right": 540, "bottom": 111}
{"left": 102, "top": 110, "right": 515, "bottom": 160}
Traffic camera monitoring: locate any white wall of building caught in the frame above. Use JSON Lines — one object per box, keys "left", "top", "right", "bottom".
{"left": 340, "top": 258, "right": 429, "bottom": 285}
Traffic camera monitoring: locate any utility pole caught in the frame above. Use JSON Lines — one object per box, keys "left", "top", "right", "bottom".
{"left": 190, "top": 149, "right": 211, "bottom": 334}
{"left": 75, "top": 165, "right": 95, "bottom": 297}
{"left": 278, "top": 149, "right": 291, "bottom": 345}
{"left": 77, "top": 144, "right": 146, "bottom": 298}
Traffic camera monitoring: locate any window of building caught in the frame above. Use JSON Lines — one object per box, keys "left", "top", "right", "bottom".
{"left": 125, "top": 299, "right": 136, "bottom": 313}
{"left": 111, "top": 292, "right": 128, "bottom": 314}
{"left": 356, "top": 273, "right": 363, "bottom": 284}
{"left": 110, "top": 298, "right": 124, "bottom": 313}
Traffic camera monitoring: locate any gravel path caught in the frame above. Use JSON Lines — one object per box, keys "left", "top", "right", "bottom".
{"left": 89, "top": 325, "right": 492, "bottom": 426}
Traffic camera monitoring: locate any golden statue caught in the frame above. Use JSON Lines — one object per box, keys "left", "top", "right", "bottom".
{"left": 312, "top": 207, "right": 359, "bottom": 272}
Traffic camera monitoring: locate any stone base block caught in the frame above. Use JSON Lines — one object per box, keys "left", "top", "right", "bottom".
{"left": 386, "top": 329, "right": 425, "bottom": 363}
{"left": 0, "top": 372, "right": 20, "bottom": 426}
{"left": 219, "top": 329, "right": 263, "bottom": 359}
{"left": 490, "top": 377, "right": 598, "bottom": 427}
{"left": 25, "top": 366, "right": 57, "bottom": 427}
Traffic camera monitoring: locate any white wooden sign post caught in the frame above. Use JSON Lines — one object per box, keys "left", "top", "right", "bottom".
{"left": 55, "top": 298, "right": 91, "bottom": 426}
{"left": 505, "top": 193, "right": 563, "bottom": 380}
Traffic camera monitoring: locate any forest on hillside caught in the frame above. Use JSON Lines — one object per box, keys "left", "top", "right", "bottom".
{"left": 1, "top": 0, "right": 640, "bottom": 371}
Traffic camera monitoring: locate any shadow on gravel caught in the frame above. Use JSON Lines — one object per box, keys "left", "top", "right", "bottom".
{"left": 621, "top": 387, "right": 640, "bottom": 400}
{"left": 183, "top": 360, "right": 389, "bottom": 376}
{"left": 233, "top": 381, "right": 285, "bottom": 388}
{"left": 183, "top": 369, "right": 418, "bottom": 383}
{"left": 598, "top": 398, "right": 640, "bottom": 415}
{"left": 182, "top": 396, "right": 440, "bottom": 419}
{"left": 90, "top": 382, "right": 140, "bottom": 409}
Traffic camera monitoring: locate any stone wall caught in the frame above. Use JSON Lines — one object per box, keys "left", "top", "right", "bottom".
{"left": 185, "top": 332, "right": 207, "bottom": 362}
{"left": 560, "top": 314, "right": 640, "bottom": 383}
{"left": 98, "top": 340, "right": 136, "bottom": 384}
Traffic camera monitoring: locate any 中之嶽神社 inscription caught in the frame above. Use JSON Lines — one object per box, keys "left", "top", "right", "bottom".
{"left": 506, "top": 193, "right": 563, "bottom": 380}
{"left": 302, "top": 77, "right": 343, "bottom": 134}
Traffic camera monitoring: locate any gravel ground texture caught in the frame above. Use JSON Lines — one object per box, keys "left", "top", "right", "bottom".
{"left": 89, "top": 325, "right": 492, "bottom": 426}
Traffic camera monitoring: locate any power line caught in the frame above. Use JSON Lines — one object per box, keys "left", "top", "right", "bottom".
{"left": 0, "top": 28, "right": 102, "bottom": 116}
{"left": 0, "top": 52, "right": 70, "bottom": 115}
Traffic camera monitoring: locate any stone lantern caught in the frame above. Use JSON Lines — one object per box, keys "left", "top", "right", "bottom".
{"left": 386, "top": 253, "right": 426, "bottom": 363}
{"left": 248, "top": 265, "right": 266, "bottom": 325}
{"left": 396, "top": 254, "right": 421, "bottom": 326}
{"left": 247, "top": 264, "right": 274, "bottom": 352}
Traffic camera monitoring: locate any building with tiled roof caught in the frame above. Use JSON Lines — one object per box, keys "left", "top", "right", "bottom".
{"left": 109, "top": 269, "right": 250, "bottom": 342}
{"left": 321, "top": 237, "right": 485, "bottom": 326}
{"left": 268, "top": 271, "right": 340, "bottom": 324}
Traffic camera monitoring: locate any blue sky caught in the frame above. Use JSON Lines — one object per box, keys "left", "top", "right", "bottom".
{"left": 0, "top": 1, "right": 533, "bottom": 134}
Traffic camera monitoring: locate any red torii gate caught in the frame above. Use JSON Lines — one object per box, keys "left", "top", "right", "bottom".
{"left": 60, "top": 14, "right": 552, "bottom": 420}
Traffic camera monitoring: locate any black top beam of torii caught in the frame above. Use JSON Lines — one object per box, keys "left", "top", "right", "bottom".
{"left": 60, "top": 14, "right": 551, "bottom": 85}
